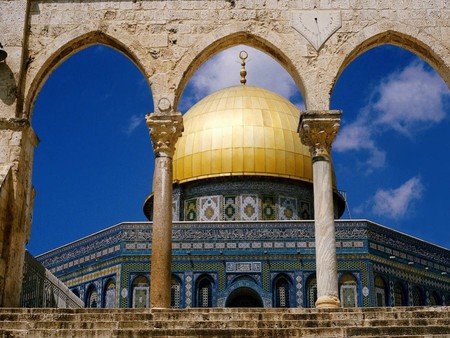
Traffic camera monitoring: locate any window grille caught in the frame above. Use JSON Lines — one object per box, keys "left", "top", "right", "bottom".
{"left": 171, "top": 284, "right": 181, "bottom": 308}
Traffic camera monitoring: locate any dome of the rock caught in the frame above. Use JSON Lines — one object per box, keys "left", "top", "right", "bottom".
{"left": 172, "top": 85, "right": 312, "bottom": 183}
{"left": 143, "top": 83, "right": 345, "bottom": 221}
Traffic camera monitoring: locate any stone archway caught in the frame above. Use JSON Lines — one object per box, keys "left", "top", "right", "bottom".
{"left": 225, "top": 287, "right": 263, "bottom": 308}
{"left": 1, "top": 0, "right": 449, "bottom": 308}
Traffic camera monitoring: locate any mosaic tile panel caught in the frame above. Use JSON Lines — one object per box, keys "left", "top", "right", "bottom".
{"left": 295, "top": 273, "right": 303, "bottom": 308}
{"left": 299, "top": 200, "right": 311, "bottom": 220}
{"left": 262, "top": 195, "right": 276, "bottom": 220}
{"left": 223, "top": 196, "right": 238, "bottom": 221}
{"left": 184, "top": 198, "right": 197, "bottom": 221}
{"left": 199, "top": 196, "right": 220, "bottom": 221}
{"left": 279, "top": 196, "right": 298, "bottom": 220}
{"left": 240, "top": 195, "right": 259, "bottom": 220}
{"left": 185, "top": 272, "right": 193, "bottom": 308}
{"left": 172, "top": 198, "right": 179, "bottom": 222}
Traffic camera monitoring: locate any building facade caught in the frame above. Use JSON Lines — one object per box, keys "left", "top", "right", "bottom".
{"left": 37, "top": 82, "right": 450, "bottom": 309}
{"left": 37, "top": 220, "right": 450, "bottom": 309}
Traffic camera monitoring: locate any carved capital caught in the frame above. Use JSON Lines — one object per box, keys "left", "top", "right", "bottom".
{"left": 298, "top": 110, "right": 341, "bottom": 161}
{"left": 146, "top": 112, "right": 183, "bottom": 158}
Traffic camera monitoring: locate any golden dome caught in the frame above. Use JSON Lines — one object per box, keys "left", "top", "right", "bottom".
{"left": 173, "top": 85, "right": 313, "bottom": 183}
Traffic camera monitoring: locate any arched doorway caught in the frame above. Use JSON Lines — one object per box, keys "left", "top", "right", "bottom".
{"left": 225, "top": 287, "right": 263, "bottom": 308}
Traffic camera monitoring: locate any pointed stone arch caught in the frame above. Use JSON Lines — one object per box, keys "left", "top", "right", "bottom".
{"left": 324, "top": 21, "right": 450, "bottom": 100}
{"left": 24, "top": 30, "right": 152, "bottom": 120}
{"left": 172, "top": 24, "right": 308, "bottom": 111}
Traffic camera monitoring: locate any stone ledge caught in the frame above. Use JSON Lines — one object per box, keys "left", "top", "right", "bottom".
{"left": 0, "top": 307, "right": 448, "bottom": 337}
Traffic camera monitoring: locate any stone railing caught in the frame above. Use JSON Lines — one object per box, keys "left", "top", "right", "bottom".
{"left": 21, "top": 251, "right": 84, "bottom": 308}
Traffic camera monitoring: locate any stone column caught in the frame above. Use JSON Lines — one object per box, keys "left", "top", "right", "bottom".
{"left": 146, "top": 111, "right": 183, "bottom": 308}
{"left": 298, "top": 110, "right": 342, "bottom": 308}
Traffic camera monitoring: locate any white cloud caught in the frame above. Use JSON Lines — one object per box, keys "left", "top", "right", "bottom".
{"left": 334, "top": 110, "right": 386, "bottom": 170}
{"left": 335, "top": 60, "right": 449, "bottom": 172}
{"left": 189, "top": 45, "right": 300, "bottom": 102}
{"left": 374, "top": 61, "right": 448, "bottom": 134}
{"left": 123, "top": 114, "right": 143, "bottom": 135}
{"left": 371, "top": 176, "right": 424, "bottom": 219}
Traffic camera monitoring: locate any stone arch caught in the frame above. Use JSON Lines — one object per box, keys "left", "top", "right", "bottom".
{"left": 172, "top": 25, "right": 308, "bottom": 111}
{"left": 305, "top": 273, "right": 317, "bottom": 308}
{"left": 393, "top": 281, "right": 407, "bottom": 307}
{"left": 374, "top": 275, "right": 388, "bottom": 307}
{"left": 325, "top": 21, "right": 450, "bottom": 99}
{"left": 102, "top": 278, "right": 116, "bottom": 308}
{"left": 195, "top": 273, "right": 215, "bottom": 308}
{"left": 429, "top": 290, "right": 442, "bottom": 306}
{"left": 85, "top": 283, "right": 99, "bottom": 308}
{"left": 131, "top": 274, "right": 150, "bottom": 308}
{"left": 412, "top": 285, "right": 425, "bottom": 306}
{"left": 231, "top": 275, "right": 259, "bottom": 285}
{"left": 171, "top": 274, "right": 183, "bottom": 308}
{"left": 339, "top": 272, "right": 358, "bottom": 307}
{"left": 24, "top": 30, "right": 152, "bottom": 119}
{"left": 272, "top": 273, "right": 293, "bottom": 308}
{"left": 225, "top": 287, "right": 263, "bottom": 308}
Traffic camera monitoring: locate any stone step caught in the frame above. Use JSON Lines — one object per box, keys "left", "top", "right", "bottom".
{"left": 0, "top": 307, "right": 448, "bottom": 323}
{"left": 1, "top": 326, "right": 449, "bottom": 338}
{"left": 0, "top": 307, "right": 448, "bottom": 337}
{"left": 0, "top": 327, "right": 345, "bottom": 338}
{"left": 1, "top": 318, "right": 449, "bottom": 331}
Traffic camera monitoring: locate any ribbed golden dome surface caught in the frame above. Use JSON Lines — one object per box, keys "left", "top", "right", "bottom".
{"left": 173, "top": 85, "right": 312, "bottom": 183}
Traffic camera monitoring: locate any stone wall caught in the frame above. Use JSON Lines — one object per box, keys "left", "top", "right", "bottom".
{"left": 0, "top": 0, "right": 449, "bottom": 306}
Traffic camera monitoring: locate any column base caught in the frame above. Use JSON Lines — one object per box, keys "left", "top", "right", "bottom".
{"left": 315, "top": 295, "right": 341, "bottom": 308}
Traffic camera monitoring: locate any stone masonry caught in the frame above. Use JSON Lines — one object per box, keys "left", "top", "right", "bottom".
{"left": 0, "top": 0, "right": 449, "bottom": 306}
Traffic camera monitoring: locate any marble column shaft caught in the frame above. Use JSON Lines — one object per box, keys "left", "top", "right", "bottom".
{"left": 298, "top": 110, "right": 342, "bottom": 309}
{"left": 146, "top": 112, "right": 183, "bottom": 308}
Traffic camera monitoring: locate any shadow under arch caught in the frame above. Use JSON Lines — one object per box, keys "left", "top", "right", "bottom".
{"left": 25, "top": 31, "right": 152, "bottom": 120}
{"left": 225, "top": 287, "right": 263, "bottom": 308}
{"left": 328, "top": 23, "right": 450, "bottom": 95}
{"left": 173, "top": 30, "right": 307, "bottom": 111}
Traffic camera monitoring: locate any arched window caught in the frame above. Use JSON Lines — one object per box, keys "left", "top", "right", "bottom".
{"left": 86, "top": 284, "right": 98, "bottom": 308}
{"left": 132, "top": 275, "right": 149, "bottom": 308}
{"left": 196, "top": 275, "right": 214, "bottom": 308}
{"left": 339, "top": 273, "right": 358, "bottom": 307}
{"left": 412, "top": 286, "right": 425, "bottom": 306}
{"left": 306, "top": 274, "right": 317, "bottom": 308}
{"left": 171, "top": 276, "right": 182, "bottom": 309}
{"left": 273, "top": 275, "right": 291, "bottom": 308}
{"left": 374, "top": 275, "right": 387, "bottom": 307}
{"left": 394, "top": 282, "right": 407, "bottom": 306}
{"left": 103, "top": 279, "right": 116, "bottom": 308}
{"left": 430, "top": 291, "right": 441, "bottom": 306}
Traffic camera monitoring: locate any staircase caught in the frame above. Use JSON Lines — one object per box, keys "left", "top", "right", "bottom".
{"left": 0, "top": 307, "right": 449, "bottom": 337}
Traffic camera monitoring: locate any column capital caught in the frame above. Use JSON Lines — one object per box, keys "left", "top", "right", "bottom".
{"left": 146, "top": 112, "right": 183, "bottom": 158}
{"left": 298, "top": 110, "right": 341, "bottom": 161}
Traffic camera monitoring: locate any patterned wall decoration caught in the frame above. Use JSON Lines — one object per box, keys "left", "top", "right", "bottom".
{"left": 184, "top": 198, "right": 197, "bottom": 221}
{"left": 39, "top": 219, "right": 449, "bottom": 310}
{"left": 240, "top": 195, "right": 259, "bottom": 220}
{"left": 121, "top": 262, "right": 151, "bottom": 308}
{"left": 299, "top": 201, "right": 311, "bottom": 220}
{"left": 295, "top": 273, "right": 303, "bottom": 307}
{"left": 172, "top": 198, "right": 179, "bottom": 222}
{"left": 199, "top": 196, "right": 221, "bottom": 221}
{"left": 185, "top": 272, "right": 193, "bottom": 308}
{"left": 262, "top": 196, "right": 276, "bottom": 220}
{"left": 223, "top": 196, "right": 238, "bottom": 221}
{"left": 226, "top": 262, "right": 262, "bottom": 273}
{"left": 279, "top": 196, "right": 298, "bottom": 220}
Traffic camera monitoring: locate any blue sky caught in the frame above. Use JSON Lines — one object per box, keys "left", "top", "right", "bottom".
{"left": 28, "top": 44, "right": 450, "bottom": 255}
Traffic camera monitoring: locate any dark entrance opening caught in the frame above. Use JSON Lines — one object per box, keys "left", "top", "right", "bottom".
{"left": 225, "top": 287, "right": 263, "bottom": 307}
